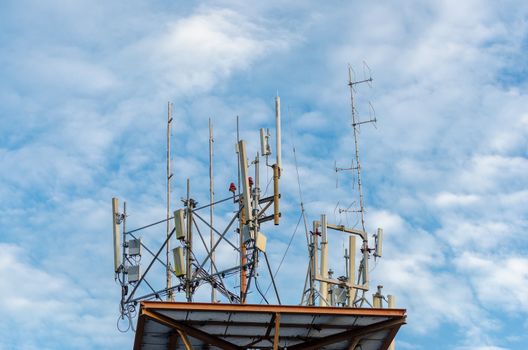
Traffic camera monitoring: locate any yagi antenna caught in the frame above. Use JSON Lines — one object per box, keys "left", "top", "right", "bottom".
{"left": 369, "top": 102, "right": 377, "bottom": 128}
{"left": 362, "top": 61, "right": 373, "bottom": 88}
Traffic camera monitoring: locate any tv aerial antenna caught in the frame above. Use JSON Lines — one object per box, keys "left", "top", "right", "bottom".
{"left": 335, "top": 62, "right": 376, "bottom": 227}
{"left": 302, "top": 63, "right": 386, "bottom": 309}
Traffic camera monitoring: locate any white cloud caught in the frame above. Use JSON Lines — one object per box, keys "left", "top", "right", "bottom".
{"left": 0, "top": 243, "right": 130, "bottom": 349}
{"left": 1, "top": 1, "right": 528, "bottom": 349}
{"left": 121, "top": 7, "right": 292, "bottom": 96}
{"left": 433, "top": 192, "right": 480, "bottom": 207}
{"left": 456, "top": 252, "right": 528, "bottom": 313}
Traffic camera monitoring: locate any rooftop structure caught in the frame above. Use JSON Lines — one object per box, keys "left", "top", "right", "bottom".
{"left": 134, "top": 302, "right": 405, "bottom": 350}
{"left": 112, "top": 66, "right": 406, "bottom": 349}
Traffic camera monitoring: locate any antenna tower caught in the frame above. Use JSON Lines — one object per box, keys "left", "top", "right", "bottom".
{"left": 112, "top": 97, "right": 284, "bottom": 329}
{"left": 302, "top": 63, "right": 385, "bottom": 308}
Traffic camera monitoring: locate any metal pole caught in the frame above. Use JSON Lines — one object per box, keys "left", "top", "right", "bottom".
{"left": 275, "top": 95, "right": 282, "bottom": 173}
{"left": 319, "top": 214, "right": 328, "bottom": 306}
{"left": 311, "top": 220, "right": 319, "bottom": 306}
{"left": 348, "top": 65, "right": 366, "bottom": 232}
{"left": 273, "top": 165, "right": 280, "bottom": 225}
{"left": 347, "top": 235, "right": 356, "bottom": 307}
{"left": 166, "top": 102, "right": 173, "bottom": 301}
{"left": 209, "top": 118, "right": 216, "bottom": 303}
{"left": 186, "top": 179, "right": 193, "bottom": 302}
{"left": 239, "top": 207, "right": 247, "bottom": 302}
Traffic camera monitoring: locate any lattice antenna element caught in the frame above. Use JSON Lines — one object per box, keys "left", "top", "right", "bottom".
{"left": 348, "top": 63, "right": 374, "bottom": 232}
{"left": 335, "top": 64, "right": 376, "bottom": 220}
{"left": 302, "top": 65, "right": 387, "bottom": 309}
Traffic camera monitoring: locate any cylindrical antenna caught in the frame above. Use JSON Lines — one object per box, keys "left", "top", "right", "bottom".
{"left": 319, "top": 214, "right": 328, "bottom": 306}
{"left": 166, "top": 101, "right": 173, "bottom": 301}
{"left": 273, "top": 164, "right": 280, "bottom": 225}
{"left": 275, "top": 95, "right": 282, "bottom": 173}
{"left": 373, "top": 286, "right": 383, "bottom": 308}
{"left": 208, "top": 118, "right": 216, "bottom": 303}
{"left": 388, "top": 295, "right": 396, "bottom": 350}
{"left": 112, "top": 198, "right": 121, "bottom": 273}
{"left": 347, "top": 235, "right": 356, "bottom": 307}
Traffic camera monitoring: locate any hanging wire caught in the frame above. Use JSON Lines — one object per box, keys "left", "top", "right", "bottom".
{"left": 260, "top": 210, "right": 303, "bottom": 302}
{"left": 255, "top": 276, "right": 270, "bottom": 304}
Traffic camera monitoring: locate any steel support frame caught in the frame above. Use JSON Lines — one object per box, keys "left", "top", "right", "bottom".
{"left": 136, "top": 302, "right": 406, "bottom": 350}
{"left": 287, "top": 317, "right": 406, "bottom": 350}
{"left": 140, "top": 309, "right": 242, "bottom": 350}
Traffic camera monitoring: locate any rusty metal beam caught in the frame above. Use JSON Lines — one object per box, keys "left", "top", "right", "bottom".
{"left": 141, "top": 309, "right": 242, "bottom": 350}
{"left": 379, "top": 322, "right": 404, "bottom": 350}
{"left": 140, "top": 301, "right": 406, "bottom": 317}
{"left": 288, "top": 317, "right": 406, "bottom": 350}
{"left": 133, "top": 314, "right": 146, "bottom": 350}
{"left": 177, "top": 330, "right": 194, "bottom": 350}
{"left": 347, "top": 336, "right": 361, "bottom": 350}
{"left": 168, "top": 332, "right": 179, "bottom": 350}
{"left": 273, "top": 313, "right": 281, "bottom": 350}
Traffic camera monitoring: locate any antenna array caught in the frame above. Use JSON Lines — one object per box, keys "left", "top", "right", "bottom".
{"left": 112, "top": 97, "right": 284, "bottom": 329}
{"left": 301, "top": 64, "right": 392, "bottom": 309}
{"left": 112, "top": 71, "right": 399, "bottom": 343}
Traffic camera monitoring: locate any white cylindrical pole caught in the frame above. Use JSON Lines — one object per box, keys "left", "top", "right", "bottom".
{"left": 319, "top": 214, "right": 328, "bottom": 306}
{"left": 388, "top": 295, "right": 396, "bottom": 350}
{"left": 275, "top": 95, "right": 281, "bottom": 172}
{"left": 347, "top": 235, "right": 356, "bottom": 307}
{"left": 209, "top": 118, "right": 215, "bottom": 303}
{"left": 311, "top": 220, "right": 319, "bottom": 306}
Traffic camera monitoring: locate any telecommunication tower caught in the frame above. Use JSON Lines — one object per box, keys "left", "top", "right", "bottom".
{"left": 301, "top": 64, "right": 393, "bottom": 311}
{"left": 111, "top": 71, "right": 405, "bottom": 350}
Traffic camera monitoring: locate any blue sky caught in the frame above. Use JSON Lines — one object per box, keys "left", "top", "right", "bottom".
{"left": 1, "top": 1, "right": 527, "bottom": 349}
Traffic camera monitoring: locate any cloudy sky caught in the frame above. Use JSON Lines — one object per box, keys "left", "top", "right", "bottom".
{"left": 1, "top": 0, "right": 527, "bottom": 349}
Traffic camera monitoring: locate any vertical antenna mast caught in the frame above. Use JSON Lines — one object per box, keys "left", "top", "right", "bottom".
{"left": 275, "top": 95, "right": 282, "bottom": 173}
{"left": 166, "top": 102, "right": 173, "bottom": 301}
{"left": 348, "top": 65, "right": 368, "bottom": 232}
{"left": 209, "top": 118, "right": 216, "bottom": 303}
{"left": 347, "top": 63, "right": 375, "bottom": 306}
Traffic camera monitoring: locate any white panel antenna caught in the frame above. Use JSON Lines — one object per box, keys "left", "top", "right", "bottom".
{"left": 256, "top": 231, "right": 267, "bottom": 252}
{"left": 172, "top": 247, "right": 186, "bottom": 277}
{"left": 174, "top": 209, "right": 186, "bottom": 240}
{"left": 238, "top": 140, "right": 253, "bottom": 223}
{"left": 374, "top": 228, "right": 383, "bottom": 258}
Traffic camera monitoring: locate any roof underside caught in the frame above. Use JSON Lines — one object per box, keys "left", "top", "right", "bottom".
{"left": 134, "top": 302, "right": 406, "bottom": 350}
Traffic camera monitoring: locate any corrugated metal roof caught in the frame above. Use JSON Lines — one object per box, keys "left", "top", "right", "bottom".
{"left": 134, "top": 302, "right": 406, "bottom": 350}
